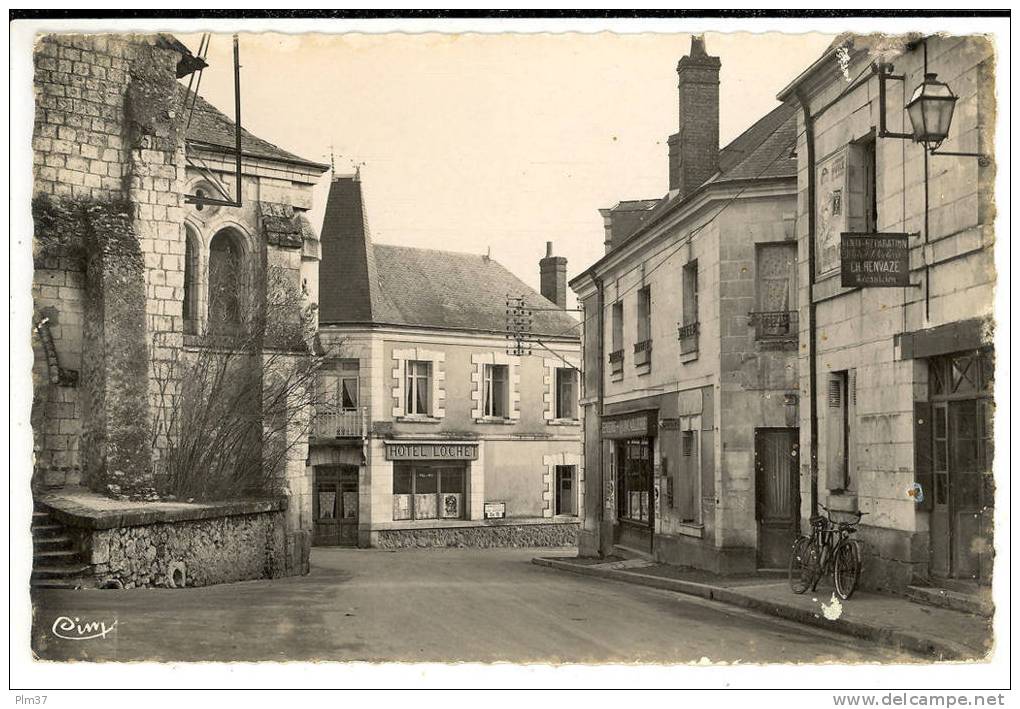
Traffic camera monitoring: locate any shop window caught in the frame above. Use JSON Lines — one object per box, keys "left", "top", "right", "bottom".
{"left": 555, "top": 367, "right": 577, "bottom": 420}
{"left": 392, "top": 463, "right": 466, "bottom": 521}
{"left": 483, "top": 363, "right": 509, "bottom": 418}
{"left": 617, "top": 439, "right": 652, "bottom": 524}
{"left": 405, "top": 360, "right": 432, "bottom": 416}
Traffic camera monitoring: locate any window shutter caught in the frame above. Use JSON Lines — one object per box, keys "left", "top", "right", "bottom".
{"left": 913, "top": 401, "right": 934, "bottom": 512}
{"left": 826, "top": 375, "right": 846, "bottom": 491}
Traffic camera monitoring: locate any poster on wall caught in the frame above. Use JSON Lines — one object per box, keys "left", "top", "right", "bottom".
{"left": 816, "top": 147, "right": 848, "bottom": 276}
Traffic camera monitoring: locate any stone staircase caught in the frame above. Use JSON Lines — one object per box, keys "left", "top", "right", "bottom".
{"left": 31, "top": 505, "right": 92, "bottom": 589}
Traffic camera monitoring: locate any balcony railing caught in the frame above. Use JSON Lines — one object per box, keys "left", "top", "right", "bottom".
{"left": 748, "top": 310, "right": 799, "bottom": 341}
{"left": 633, "top": 339, "right": 652, "bottom": 367}
{"left": 312, "top": 407, "right": 368, "bottom": 439}
{"left": 677, "top": 321, "right": 699, "bottom": 355}
{"left": 608, "top": 349, "right": 624, "bottom": 376}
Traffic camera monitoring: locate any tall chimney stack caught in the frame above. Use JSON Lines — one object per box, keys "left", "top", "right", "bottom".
{"left": 668, "top": 35, "right": 721, "bottom": 197}
{"left": 539, "top": 241, "right": 567, "bottom": 309}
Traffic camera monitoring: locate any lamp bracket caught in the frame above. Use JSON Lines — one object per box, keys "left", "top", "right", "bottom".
{"left": 930, "top": 149, "right": 992, "bottom": 167}
{"left": 876, "top": 64, "right": 913, "bottom": 141}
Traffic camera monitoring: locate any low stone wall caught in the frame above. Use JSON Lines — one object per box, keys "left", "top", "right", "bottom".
{"left": 85, "top": 512, "right": 287, "bottom": 589}
{"left": 40, "top": 491, "right": 296, "bottom": 588}
{"left": 374, "top": 521, "right": 579, "bottom": 549}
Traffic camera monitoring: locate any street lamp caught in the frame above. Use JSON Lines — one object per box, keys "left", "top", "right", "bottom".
{"left": 905, "top": 73, "right": 957, "bottom": 151}
{"left": 877, "top": 63, "right": 987, "bottom": 163}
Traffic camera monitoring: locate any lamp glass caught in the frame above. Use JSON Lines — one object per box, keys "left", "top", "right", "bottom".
{"left": 906, "top": 73, "right": 958, "bottom": 150}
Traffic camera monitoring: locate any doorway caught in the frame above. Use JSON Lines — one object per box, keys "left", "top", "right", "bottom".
{"left": 929, "top": 349, "right": 994, "bottom": 582}
{"left": 615, "top": 438, "right": 654, "bottom": 553}
{"left": 754, "top": 428, "right": 800, "bottom": 569}
{"left": 313, "top": 465, "right": 359, "bottom": 547}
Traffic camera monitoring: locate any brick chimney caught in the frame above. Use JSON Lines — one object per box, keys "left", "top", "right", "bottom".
{"left": 539, "top": 241, "right": 567, "bottom": 309}
{"left": 668, "top": 35, "right": 721, "bottom": 197}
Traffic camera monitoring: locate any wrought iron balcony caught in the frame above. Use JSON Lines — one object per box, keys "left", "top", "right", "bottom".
{"left": 608, "top": 349, "right": 624, "bottom": 375}
{"left": 312, "top": 407, "right": 368, "bottom": 440}
{"left": 748, "top": 310, "right": 799, "bottom": 340}
{"left": 677, "top": 321, "right": 699, "bottom": 355}
{"left": 633, "top": 339, "right": 652, "bottom": 367}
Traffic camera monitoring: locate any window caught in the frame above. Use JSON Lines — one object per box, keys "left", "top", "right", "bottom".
{"left": 637, "top": 286, "right": 651, "bottom": 344}
{"left": 339, "top": 360, "right": 359, "bottom": 411}
{"left": 826, "top": 370, "right": 856, "bottom": 491}
{"left": 847, "top": 135, "right": 878, "bottom": 234}
{"left": 392, "top": 463, "right": 466, "bottom": 520}
{"left": 754, "top": 243, "right": 798, "bottom": 339}
{"left": 405, "top": 360, "right": 432, "bottom": 415}
{"left": 555, "top": 367, "right": 577, "bottom": 420}
{"left": 207, "top": 229, "right": 245, "bottom": 332}
{"left": 483, "top": 364, "right": 509, "bottom": 418}
{"left": 610, "top": 301, "right": 624, "bottom": 375}
{"left": 555, "top": 465, "right": 576, "bottom": 516}
{"left": 183, "top": 228, "right": 199, "bottom": 334}
{"left": 679, "top": 260, "right": 699, "bottom": 355}
{"left": 611, "top": 301, "right": 624, "bottom": 352}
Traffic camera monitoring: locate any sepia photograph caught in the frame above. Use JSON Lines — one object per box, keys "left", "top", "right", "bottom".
{"left": 7, "top": 8, "right": 1011, "bottom": 701}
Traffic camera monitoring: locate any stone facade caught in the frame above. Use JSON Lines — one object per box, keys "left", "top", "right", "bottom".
{"left": 780, "top": 35, "right": 996, "bottom": 591}
{"left": 31, "top": 33, "right": 328, "bottom": 581}
{"left": 571, "top": 37, "right": 801, "bottom": 573}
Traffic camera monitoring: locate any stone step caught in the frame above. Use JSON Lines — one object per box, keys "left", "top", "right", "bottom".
{"left": 32, "top": 563, "right": 91, "bottom": 579}
{"left": 31, "top": 523, "right": 64, "bottom": 536}
{"left": 33, "top": 535, "right": 74, "bottom": 549}
{"left": 31, "top": 576, "right": 94, "bottom": 590}
{"left": 33, "top": 549, "right": 80, "bottom": 561}
{"left": 906, "top": 585, "right": 994, "bottom": 618}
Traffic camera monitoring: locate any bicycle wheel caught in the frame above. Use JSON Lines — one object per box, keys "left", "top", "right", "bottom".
{"left": 788, "top": 537, "right": 818, "bottom": 594}
{"left": 833, "top": 540, "right": 862, "bottom": 600}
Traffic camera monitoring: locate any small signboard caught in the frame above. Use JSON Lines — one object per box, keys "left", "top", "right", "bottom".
{"left": 483, "top": 501, "right": 506, "bottom": 520}
{"left": 601, "top": 411, "right": 656, "bottom": 440}
{"left": 840, "top": 233, "right": 911, "bottom": 288}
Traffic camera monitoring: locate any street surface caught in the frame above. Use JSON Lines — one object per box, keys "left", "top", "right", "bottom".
{"left": 32, "top": 547, "right": 917, "bottom": 663}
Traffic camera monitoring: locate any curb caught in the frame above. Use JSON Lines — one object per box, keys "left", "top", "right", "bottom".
{"left": 532, "top": 557, "right": 980, "bottom": 661}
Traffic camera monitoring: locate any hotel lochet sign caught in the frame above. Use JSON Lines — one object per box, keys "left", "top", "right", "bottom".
{"left": 840, "top": 232, "right": 911, "bottom": 288}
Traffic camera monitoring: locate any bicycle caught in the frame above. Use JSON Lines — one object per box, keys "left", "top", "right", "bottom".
{"left": 788, "top": 505, "right": 867, "bottom": 600}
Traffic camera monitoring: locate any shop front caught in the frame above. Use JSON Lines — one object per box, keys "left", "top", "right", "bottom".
{"left": 603, "top": 410, "right": 658, "bottom": 554}
{"left": 385, "top": 441, "right": 479, "bottom": 523}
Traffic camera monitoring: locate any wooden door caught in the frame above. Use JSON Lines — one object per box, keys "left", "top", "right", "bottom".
{"left": 755, "top": 428, "right": 800, "bottom": 569}
{"left": 338, "top": 467, "right": 359, "bottom": 547}
{"left": 313, "top": 466, "right": 341, "bottom": 546}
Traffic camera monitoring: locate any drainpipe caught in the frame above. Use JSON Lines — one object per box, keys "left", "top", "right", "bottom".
{"left": 797, "top": 89, "right": 820, "bottom": 518}
{"left": 594, "top": 274, "right": 607, "bottom": 556}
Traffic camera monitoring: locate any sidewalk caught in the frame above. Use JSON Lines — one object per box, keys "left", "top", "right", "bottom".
{"left": 532, "top": 556, "right": 993, "bottom": 661}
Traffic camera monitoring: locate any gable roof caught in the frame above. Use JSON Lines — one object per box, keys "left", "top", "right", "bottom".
{"left": 583, "top": 103, "right": 797, "bottom": 272}
{"left": 181, "top": 88, "right": 329, "bottom": 171}
{"left": 318, "top": 176, "right": 578, "bottom": 339}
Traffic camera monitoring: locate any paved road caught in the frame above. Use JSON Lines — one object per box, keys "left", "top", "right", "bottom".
{"left": 32, "top": 547, "right": 917, "bottom": 663}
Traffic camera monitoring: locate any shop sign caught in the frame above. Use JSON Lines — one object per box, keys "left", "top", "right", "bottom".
{"left": 385, "top": 442, "right": 479, "bottom": 461}
{"left": 601, "top": 411, "right": 656, "bottom": 439}
{"left": 483, "top": 501, "right": 506, "bottom": 519}
{"left": 840, "top": 233, "right": 911, "bottom": 287}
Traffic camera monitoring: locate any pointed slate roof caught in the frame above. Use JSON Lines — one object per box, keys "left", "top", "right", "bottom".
{"left": 318, "top": 177, "right": 579, "bottom": 339}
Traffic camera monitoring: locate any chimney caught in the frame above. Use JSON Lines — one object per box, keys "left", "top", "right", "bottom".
{"left": 539, "top": 241, "right": 567, "bottom": 309}
{"left": 668, "top": 35, "right": 721, "bottom": 197}
{"left": 600, "top": 201, "right": 658, "bottom": 253}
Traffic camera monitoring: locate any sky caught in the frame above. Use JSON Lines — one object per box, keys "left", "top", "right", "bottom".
{"left": 180, "top": 31, "right": 835, "bottom": 303}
